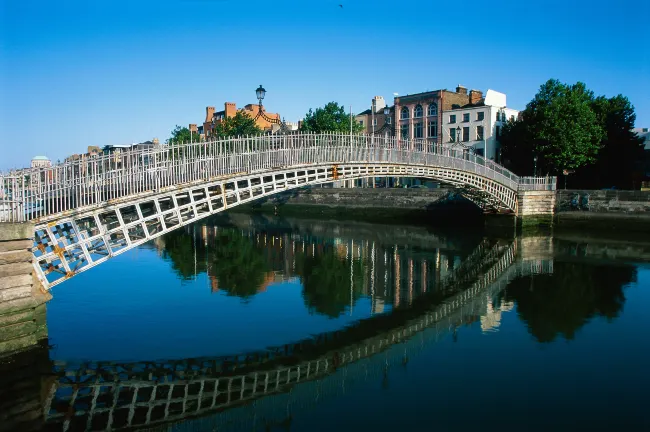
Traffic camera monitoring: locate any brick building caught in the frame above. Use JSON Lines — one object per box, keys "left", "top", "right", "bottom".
{"left": 191, "top": 102, "right": 282, "bottom": 139}
{"left": 355, "top": 96, "right": 394, "bottom": 135}
{"left": 394, "top": 85, "right": 482, "bottom": 143}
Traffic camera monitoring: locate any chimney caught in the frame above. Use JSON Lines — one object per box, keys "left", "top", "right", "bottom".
{"left": 189, "top": 124, "right": 198, "bottom": 133}
{"left": 224, "top": 102, "right": 237, "bottom": 118}
{"left": 455, "top": 85, "right": 468, "bottom": 95}
{"left": 372, "top": 96, "right": 386, "bottom": 113}
{"left": 205, "top": 106, "right": 215, "bottom": 123}
{"left": 469, "top": 89, "right": 483, "bottom": 104}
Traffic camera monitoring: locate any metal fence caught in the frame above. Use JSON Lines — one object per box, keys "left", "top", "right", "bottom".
{"left": 0, "top": 133, "right": 556, "bottom": 222}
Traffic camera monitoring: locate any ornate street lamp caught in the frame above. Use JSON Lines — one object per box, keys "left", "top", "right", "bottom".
{"left": 255, "top": 85, "right": 266, "bottom": 105}
{"left": 253, "top": 84, "right": 289, "bottom": 134}
{"left": 534, "top": 154, "right": 538, "bottom": 177}
{"left": 455, "top": 125, "right": 461, "bottom": 143}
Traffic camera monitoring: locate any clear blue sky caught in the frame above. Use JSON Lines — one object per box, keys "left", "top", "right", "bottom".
{"left": 1, "top": 0, "right": 648, "bottom": 169}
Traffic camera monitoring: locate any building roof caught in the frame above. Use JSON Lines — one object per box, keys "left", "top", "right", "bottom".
{"left": 32, "top": 155, "right": 49, "bottom": 160}
{"left": 357, "top": 105, "right": 395, "bottom": 116}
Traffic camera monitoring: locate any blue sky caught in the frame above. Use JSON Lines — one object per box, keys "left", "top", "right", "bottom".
{"left": 1, "top": 0, "right": 648, "bottom": 169}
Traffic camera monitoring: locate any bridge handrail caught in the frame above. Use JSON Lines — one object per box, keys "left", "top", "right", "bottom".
{"left": 0, "top": 133, "right": 556, "bottom": 222}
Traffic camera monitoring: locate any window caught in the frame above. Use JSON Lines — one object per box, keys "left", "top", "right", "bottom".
{"left": 477, "top": 111, "right": 484, "bottom": 121}
{"left": 501, "top": 112, "right": 506, "bottom": 122}
{"left": 359, "top": 120, "right": 364, "bottom": 126}
{"left": 477, "top": 125, "right": 484, "bottom": 141}
{"left": 386, "top": 116, "right": 392, "bottom": 124}
{"left": 428, "top": 103, "right": 437, "bottom": 116}
{"left": 463, "top": 113, "right": 470, "bottom": 122}
{"left": 510, "top": 115, "right": 515, "bottom": 121}
{"left": 414, "top": 105, "right": 423, "bottom": 118}
{"left": 449, "top": 128, "right": 456, "bottom": 142}
{"left": 496, "top": 126, "right": 501, "bottom": 140}
{"left": 428, "top": 120, "right": 438, "bottom": 137}
{"left": 401, "top": 124, "right": 409, "bottom": 139}
{"left": 449, "top": 114, "right": 456, "bottom": 124}
{"left": 463, "top": 127, "right": 470, "bottom": 142}
{"left": 414, "top": 122, "right": 423, "bottom": 138}
{"left": 373, "top": 118, "right": 377, "bottom": 126}
{"left": 401, "top": 107, "right": 410, "bottom": 119}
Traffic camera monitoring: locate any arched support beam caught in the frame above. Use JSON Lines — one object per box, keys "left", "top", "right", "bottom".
{"left": 31, "top": 163, "right": 517, "bottom": 289}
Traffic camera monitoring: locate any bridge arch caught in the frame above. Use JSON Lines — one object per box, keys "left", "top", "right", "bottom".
{"left": 0, "top": 133, "right": 554, "bottom": 289}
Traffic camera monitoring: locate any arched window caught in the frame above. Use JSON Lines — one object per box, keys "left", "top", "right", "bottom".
{"left": 414, "top": 105, "right": 423, "bottom": 118}
{"left": 401, "top": 107, "right": 410, "bottom": 119}
{"left": 428, "top": 103, "right": 437, "bottom": 117}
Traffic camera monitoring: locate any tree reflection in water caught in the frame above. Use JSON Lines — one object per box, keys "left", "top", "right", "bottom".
{"left": 299, "top": 250, "right": 366, "bottom": 318}
{"left": 500, "top": 262, "right": 634, "bottom": 343}
{"left": 210, "top": 231, "right": 270, "bottom": 299}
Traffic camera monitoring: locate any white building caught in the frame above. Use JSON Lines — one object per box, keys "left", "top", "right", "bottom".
{"left": 633, "top": 127, "right": 650, "bottom": 150}
{"left": 442, "top": 89, "right": 519, "bottom": 161}
{"left": 31, "top": 155, "right": 51, "bottom": 168}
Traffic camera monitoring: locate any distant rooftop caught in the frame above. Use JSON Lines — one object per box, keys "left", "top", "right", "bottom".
{"left": 32, "top": 155, "right": 49, "bottom": 160}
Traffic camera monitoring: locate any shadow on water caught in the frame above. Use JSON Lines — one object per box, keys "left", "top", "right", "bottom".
{"left": 1, "top": 213, "right": 647, "bottom": 431}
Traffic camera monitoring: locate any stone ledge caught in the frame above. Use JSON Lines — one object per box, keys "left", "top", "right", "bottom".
{"left": 0, "top": 251, "right": 32, "bottom": 265}
{"left": 0, "top": 240, "right": 33, "bottom": 253}
{"left": 0, "top": 262, "right": 33, "bottom": 278}
{"left": 0, "top": 308, "right": 37, "bottom": 328}
{"left": 0, "top": 286, "right": 32, "bottom": 303}
{"left": 0, "top": 223, "right": 34, "bottom": 242}
{"left": 0, "top": 275, "right": 32, "bottom": 290}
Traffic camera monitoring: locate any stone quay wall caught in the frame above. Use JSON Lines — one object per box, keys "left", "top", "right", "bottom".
{"left": 554, "top": 190, "right": 650, "bottom": 232}
{"left": 0, "top": 223, "right": 50, "bottom": 356}
{"left": 252, "top": 187, "right": 449, "bottom": 211}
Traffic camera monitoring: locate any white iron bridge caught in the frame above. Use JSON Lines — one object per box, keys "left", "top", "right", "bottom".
{"left": 0, "top": 133, "right": 556, "bottom": 290}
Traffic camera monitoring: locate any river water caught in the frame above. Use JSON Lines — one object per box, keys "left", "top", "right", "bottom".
{"left": 2, "top": 213, "right": 649, "bottom": 431}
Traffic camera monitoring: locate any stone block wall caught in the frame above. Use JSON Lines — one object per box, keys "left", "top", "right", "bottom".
{"left": 516, "top": 191, "right": 556, "bottom": 217}
{"left": 0, "top": 223, "right": 50, "bottom": 356}
{"left": 253, "top": 187, "right": 449, "bottom": 211}
{"left": 556, "top": 190, "right": 650, "bottom": 213}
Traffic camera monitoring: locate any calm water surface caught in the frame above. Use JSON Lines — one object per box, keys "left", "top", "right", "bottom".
{"left": 3, "top": 213, "right": 650, "bottom": 431}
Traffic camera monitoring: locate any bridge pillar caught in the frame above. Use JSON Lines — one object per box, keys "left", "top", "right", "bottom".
{"left": 0, "top": 223, "right": 50, "bottom": 356}
{"left": 516, "top": 190, "right": 556, "bottom": 227}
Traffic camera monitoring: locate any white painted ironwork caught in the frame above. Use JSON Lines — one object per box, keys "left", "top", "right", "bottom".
{"left": 0, "top": 133, "right": 556, "bottom": 289}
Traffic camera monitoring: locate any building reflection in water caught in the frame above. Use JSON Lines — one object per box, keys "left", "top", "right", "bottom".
{"left": 155, "top": 218, "right": 472, "bottom": 319}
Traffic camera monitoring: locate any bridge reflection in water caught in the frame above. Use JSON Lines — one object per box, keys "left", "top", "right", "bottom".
{"left": 2, "top": 217, "right": 556, "bottom": 432}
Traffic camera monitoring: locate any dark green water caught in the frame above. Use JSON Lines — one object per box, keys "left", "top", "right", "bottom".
{"left": 1, "top": 213, "right": 649, "bottom": 431}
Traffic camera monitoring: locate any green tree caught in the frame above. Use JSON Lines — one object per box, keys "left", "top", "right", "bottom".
{"left": 213, "top": 111, "right": 262, "bottom": 138}
{"left": 501, "top": 79, "right": 604, "bottom": 175}
{"left": 301, "top": 102, "right": 364, "bottom": 134}
{"left": 168, "top": 125, "right": 203, "bottom": 144}
{"left": 574, "top": 95, "right": 645, "bottom": 189}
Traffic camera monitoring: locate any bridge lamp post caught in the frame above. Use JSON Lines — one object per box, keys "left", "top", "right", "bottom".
{"left": 255, "top": 85, "right": 289, "bottom": 134}
{"left": 256, "top": 84, "right": 266, "bottom": 106}
{"left": 455, "top": 125, "right": 461, "bottom": 144}
{"left": 533, "top": 154, "right": 538, "bottom": 177}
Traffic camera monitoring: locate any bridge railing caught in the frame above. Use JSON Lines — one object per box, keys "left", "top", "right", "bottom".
{"left": 0, "top": 133, "right": 556, "bottom": 222}
{"left": 518, "top": 176, "right": 557, "bottom": 191}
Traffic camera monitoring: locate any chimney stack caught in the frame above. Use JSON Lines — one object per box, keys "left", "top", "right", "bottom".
{"left": 205, "top": 106, "right": 215, "bottom": 123}
{"left": 469, "top": 89, "right": 483, "bottom": 105}
{"left": 372, "top": 96, "right": 386, "bottom": 113}
{"left": 455, "top": 85, "right": 468, "bottom": 95}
